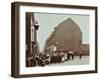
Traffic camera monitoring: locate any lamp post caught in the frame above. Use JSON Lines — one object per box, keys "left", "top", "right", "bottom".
{"left": 34, "top": 21, "right": 39, "bottom": 55}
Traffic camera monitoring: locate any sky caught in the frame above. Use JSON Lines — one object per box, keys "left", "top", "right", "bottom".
{"left": 34, "top": 12, "right": 90, "bottom": 51}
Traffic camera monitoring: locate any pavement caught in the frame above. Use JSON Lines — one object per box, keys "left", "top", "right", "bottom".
{"left": 46, "top": 56, "right": 89, "bottom": 67}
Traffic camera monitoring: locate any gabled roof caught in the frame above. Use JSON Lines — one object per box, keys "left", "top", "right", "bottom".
{"left": 55, "top": 18, "right": 82, "bottom": 33}
{"left": 44, "top": 18, "right": 82, "bottom": 51}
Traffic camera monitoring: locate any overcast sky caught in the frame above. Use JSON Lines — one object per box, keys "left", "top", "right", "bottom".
{"left": 34, "top": 13, "right": 90, "bottom": 51}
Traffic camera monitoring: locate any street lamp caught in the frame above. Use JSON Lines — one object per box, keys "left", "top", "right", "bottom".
{"left": 34, "top": 21, "right": 39, "bottom": 31}
{"left": 34, "top": 21, "right": 39, "bottom": 55}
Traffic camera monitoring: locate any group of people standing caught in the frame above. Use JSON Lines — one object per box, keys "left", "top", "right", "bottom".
{"left": 26, "top": 50, "right": 83, "bottom": 67}
{"left": 66, "top": 51, "right": 83, "bottom": 60}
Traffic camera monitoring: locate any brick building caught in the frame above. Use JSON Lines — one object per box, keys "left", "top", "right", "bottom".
{"left": 44, "top": 18, "right": 89, "bottom": 56}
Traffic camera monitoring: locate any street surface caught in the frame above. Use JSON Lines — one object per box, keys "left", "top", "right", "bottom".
{"left": 46, "top": 56, "right": 89, "bottom": 67}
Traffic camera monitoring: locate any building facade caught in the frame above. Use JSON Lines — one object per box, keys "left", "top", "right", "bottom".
{"left": 44, "top": 18, "right": 89, "bottom": 56}
{"left": 26, "top": 12, "right": 40, "bottom": 67}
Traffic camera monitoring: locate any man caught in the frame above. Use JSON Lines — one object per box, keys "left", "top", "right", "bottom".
{"left": 68, "top": 50, "right": 74, "bottom": 60}
{"left": 79, "top": 51, "right": 82, "bottom": 59}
